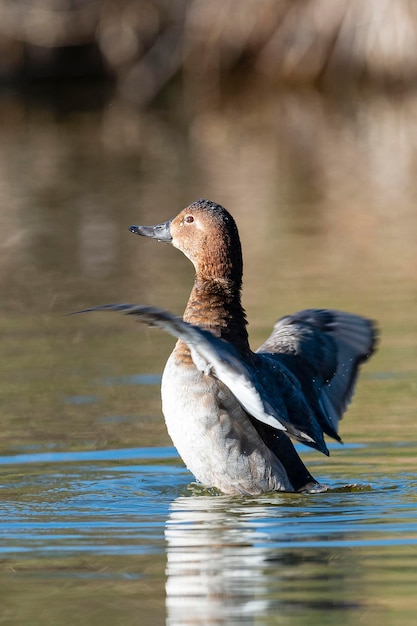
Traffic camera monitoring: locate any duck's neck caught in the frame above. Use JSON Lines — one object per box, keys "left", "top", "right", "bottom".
{"left": 182, "top": 277, "right": 249, "bottom": 354}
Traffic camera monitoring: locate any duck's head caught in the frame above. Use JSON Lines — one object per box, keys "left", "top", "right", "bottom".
{"left": 130, "top": 199, "right": 243, "bottom": 286}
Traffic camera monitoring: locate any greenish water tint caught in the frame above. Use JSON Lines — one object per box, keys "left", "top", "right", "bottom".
{"left": 1, "top": 84, "right": 417, "bottom": 624}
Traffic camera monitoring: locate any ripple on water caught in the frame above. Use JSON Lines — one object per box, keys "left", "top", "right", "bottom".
{"left": 0, "top": 441, "right": 416, "bottom": 625}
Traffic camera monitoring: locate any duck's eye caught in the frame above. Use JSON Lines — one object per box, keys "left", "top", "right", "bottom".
{"left": 184, "top": 215, "right": 194, "bottom": 224}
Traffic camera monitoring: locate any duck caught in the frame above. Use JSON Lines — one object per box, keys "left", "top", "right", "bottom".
{"left": 77, "top": 199, "right": 377, "bottom": 495}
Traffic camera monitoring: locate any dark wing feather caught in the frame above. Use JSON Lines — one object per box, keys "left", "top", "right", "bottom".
{"left": 71, "top": 304, "right": 316, "bottom": 445}
{"left": 257, "top": 309, "right": 377, "bottom": 441}
{"left": 252, "top": 352, "right": 329, "bottom": 454}
{"left": 247, "top": 420, "right": 321, "bottom": 492}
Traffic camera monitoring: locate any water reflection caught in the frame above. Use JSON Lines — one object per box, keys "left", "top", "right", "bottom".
{"left": 2, "top": 84, "right": 416, "bottom": 453}
{"left": 1, "top": 78, "right": 417, "bottom": 626}
{"left": 0, "top": 445, "right": 416, "bottom": 624}
{"left": 165, "top": 494, "right": 362, "bottom": 625}
{"left": 1, "top": 87, "right": 417, "bottom": 315}
{"left": 166, "top": 495, "right": 272, "bottom": 625}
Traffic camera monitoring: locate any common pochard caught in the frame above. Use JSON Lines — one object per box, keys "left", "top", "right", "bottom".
{"left": 78, "top": 199, "right": 377, "bottom": 495}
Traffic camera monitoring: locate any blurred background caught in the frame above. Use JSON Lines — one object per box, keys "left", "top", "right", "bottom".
{"left": 1, "top": 0, "right": 416, "bottom": 451}
{"left": 1, "top": 3, "right": 417, "bottom": 624}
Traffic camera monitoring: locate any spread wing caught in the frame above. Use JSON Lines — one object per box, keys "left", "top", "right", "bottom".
{"left": 71, "top": 304, "right": 316, "bottom": 446}
{"left": 257, "top": 309, "right": 377, "bottom": 443}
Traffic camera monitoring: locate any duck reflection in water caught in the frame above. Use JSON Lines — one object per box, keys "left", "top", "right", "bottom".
{"left": 164, "top": 493, "right": 364, "bottom": 625}
{"left": 76, "top": 199, "right": 377, "bottom": 495}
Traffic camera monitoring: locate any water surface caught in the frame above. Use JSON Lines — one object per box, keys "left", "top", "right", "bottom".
{"left": 1, "top": 442, "right": 417, "bottom": 625}
{"left": 0, "top": 85, "right": 416, "bottom": 624}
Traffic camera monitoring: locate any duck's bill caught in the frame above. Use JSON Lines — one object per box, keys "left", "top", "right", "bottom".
{"left": 129, "top": 220, "right": 172, "bottom": 243}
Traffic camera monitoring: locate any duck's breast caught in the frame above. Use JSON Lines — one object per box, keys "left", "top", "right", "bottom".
{"left": 161, "top": 350, "right": 293, "bottom": 495}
